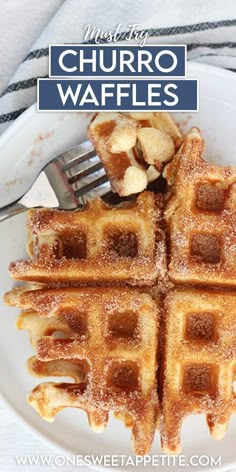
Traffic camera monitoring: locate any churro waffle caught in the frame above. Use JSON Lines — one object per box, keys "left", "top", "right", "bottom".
{"left": 88, "top": 112, "right": 182, "bottom": 195}
{"left": 5, "top": 286, "right": 159, "bottom": 456}
{"left": 160, "top": 288, "right": 236, "bottom": 454}
{"left": 88, "top": 112, "right": 148, "bottom": 195}
{"left": 165, "top": 127, "right": 236, "bottom": 287}
{"left": 128, "top": 112, "right": 182, "bottom": 149}
{"left": 9, "top": 192, "right": 166, "bottom": 286}
{"left": 4, "top": 119, "right": 236, "bottom": 456}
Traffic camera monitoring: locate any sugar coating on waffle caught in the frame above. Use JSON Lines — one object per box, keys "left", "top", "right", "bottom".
{"left": 165, "top": 127, "right": 236, "bottom": 287}
{"left": 4, "top": 122, "right": 236, "bottom": 456}
{"left": 88, "top": 112, "right": 148, "bottom": 195}
{"left": 128, "top": 112, "right": 183, "bottom": 149}
{"left": 9, "top": 192, "right": 166, "bottom": 286}
{"left": 160, "top": 288, "right": 236, "bottom": 454}
{"left": 88, "top": 112, "right": 182, "bottom": 196}
{"left": 6, "top": 286, "right": 159, "bottom": 456}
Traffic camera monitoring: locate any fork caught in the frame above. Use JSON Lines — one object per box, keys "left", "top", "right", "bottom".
{"left": 0, "top": 140, "right": 111, "bottom": 223}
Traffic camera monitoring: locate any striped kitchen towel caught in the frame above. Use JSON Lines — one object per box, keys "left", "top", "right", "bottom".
{"left": 0, "top": 0, "right": 236, "bottom": 135}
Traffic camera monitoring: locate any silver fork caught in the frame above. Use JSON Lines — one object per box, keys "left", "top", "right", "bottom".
{"left": 0, "top": 140, "right": 111, "bottom": 223}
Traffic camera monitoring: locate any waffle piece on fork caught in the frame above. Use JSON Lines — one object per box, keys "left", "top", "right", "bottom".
{"left": 160, "top": 288, "right": 236, "bottom": 454}
{"left": 88, "top": 112, "right": 182, "bottom": 196}
{"left": 5, "top": 286, "right": 159, "bottom": 455}
{"left": 8, "top": 192, "right": 166, "bottom": 287}
{"left": 164, "top": 127, "right": 236, "bottom": 287}
{"left": 88, "top": 112, "right": 148, "bottom": 196}
{"left": 128, "top": 112, "right": 182, "bottom": 149}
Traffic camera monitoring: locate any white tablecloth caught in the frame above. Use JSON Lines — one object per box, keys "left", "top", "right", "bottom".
{"left": 0, "top": 0, "right": 63, "bottom": 95}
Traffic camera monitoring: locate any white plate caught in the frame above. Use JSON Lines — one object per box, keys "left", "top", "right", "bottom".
{"left": 0, "top": 62, "right": 236, "bottom": 471}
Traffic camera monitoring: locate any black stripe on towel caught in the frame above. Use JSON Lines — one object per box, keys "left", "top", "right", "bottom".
{"left": 23, "top": 47, "right": 49, "bottom": 62}
{"left": 187, "top": 42, "right": 236, "bottom": 51}
{"left": 86, "top": 18, "right": 236, "bottom": 43}
{"left": 0, "top": 108, "right": 27, "bottom": 124}
{"left": 23, "top": 19, "right": 236, "bottom": 59}
{"left": 1, "top": 75, "right": 48, "bottom": 98}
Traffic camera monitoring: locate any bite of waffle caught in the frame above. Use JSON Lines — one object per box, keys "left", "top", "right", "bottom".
{"left": 3, "top": 113, "right": 236, "bottom": 456}
{"left": 88, "top": 111, "right": 182, "bottom": 195}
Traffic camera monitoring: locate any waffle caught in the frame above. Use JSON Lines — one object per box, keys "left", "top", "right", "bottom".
{"left": 136, "top": 128, "right": 175, "bottom": 172}
{"left": 88, "top": 112, "right": 148, "bottom": 195}
{"left": 9, "top": 192, "right": 166, "bottom": 286}
{"left": 128, "top": 112, "right": 182, "bottom": 149}
{"left": 5, "top": 286, "right": 159, "bottom": 456}
{"left": 4, "top": 121, "right": 236, "bottom": 455}
{"left": 165, "top": 127, "right": 236, "bottom": 287}
{"left": 160, "top": 288, "right": 236, "bottom": 454}
{"left": 88, "top": 112, "right": 182, "bottom": 196}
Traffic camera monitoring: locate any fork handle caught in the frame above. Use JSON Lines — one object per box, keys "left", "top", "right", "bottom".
{"left": 0, "top": 201, "right": 27, "bottom": 223}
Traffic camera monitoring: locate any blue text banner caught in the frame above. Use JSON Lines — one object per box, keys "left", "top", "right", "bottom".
{"left": 50, "top": 45, "right": 186, "bottom": 77}
{"left": 38, "top": 78, "right": 198, "bottom": 112}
